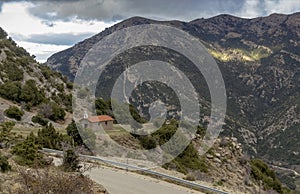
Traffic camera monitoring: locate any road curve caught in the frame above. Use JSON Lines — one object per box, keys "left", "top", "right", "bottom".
{"left": 42, "top": 148, "right": 228, "bottom": 194}
{"left": 87, "top": 166, "right": 202, "bottom": 194}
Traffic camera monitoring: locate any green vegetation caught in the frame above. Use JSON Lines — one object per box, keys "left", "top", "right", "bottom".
{"left": 0, "top": 121, "right": 18, "bottom": 148}
{"left": 4, "top": 106, "right": 24, "bottom": 121}
{"left": 134, "top": 120, "right": 208, "bottom": 175}
{"left": 11, "top": 132, "right": 45, "bottom": 166}
{"left": 66, "top": 121, "right": 96, "bottom": 150}
{"left": 250, "top": 159, "right": 290, "bottom": 194}
{"left": 37, "top": 124, "right": 63, "bottom": 150}
{"left": 3, "top": 61, "right": 24, "bottom": 81}
{"left": 62, "top": 149, "right": 80, "bottom": 172}
{"left": 0, "top": 155, "right": 11, "bottom": 173}
{"left": 66, "top": 120, "right": 84, "bottom": 146}
{"left": 0, "top": 81, "right": 22, "bottom": 102}
{"left": 139, "top": 135, "right": 157, "bottom": 149}
{"left": 0, "top": 80, "right": 47, "bottom": 111}
{"left": 95, "top": 98, "right": 146, "bottom": 124}
{"left": 31, "top": 114, "right": 49, "bottom": 126}
{"left": 20, "top": 79, "right": 45, "bottom": 108}
{"left": 0, "top": 28, "right": 71, "bottom": 122}
{"left": 0, "top": 27, "right": 8, "bottom": 39}
{"left": 38, "top": 102, "right": 66, "bottom": 122}
{"left": 164, "top": 143, "right": 208, "bottom": 174}
{"left": 49, "top": 102, "right": 66, "bottom": 121}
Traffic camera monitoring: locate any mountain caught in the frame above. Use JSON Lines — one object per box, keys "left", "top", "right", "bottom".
{"left": 46, "top": 13, "right": 300, "bottom": 187}
{"left": 0, "top": 28, "right": 72, "bottom": 127}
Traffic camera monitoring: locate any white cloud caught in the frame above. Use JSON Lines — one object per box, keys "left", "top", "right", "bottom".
{"left": 239, "top": 0, "right": 263, "bottom": 18}
{"left": 0, "top": 1, "right": 117, "bottom": 62}
{"left": 264, "top": 0, "right": 300, "bottom": 14}
{"left": 0, "top": 0, "right": 300, "bottom": 62}
{"left": 17, "top": 41, "right": 70, "bottom": 62}
{"left": 238, "top": 0, "right": 300, "bottom": 18}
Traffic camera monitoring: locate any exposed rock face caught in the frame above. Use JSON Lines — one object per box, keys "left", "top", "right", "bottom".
{"left": 194, "top": 137, "right": 258, "bottom": 194}
{"left": 46, "top": 13, "right": 300, "bottom": 171}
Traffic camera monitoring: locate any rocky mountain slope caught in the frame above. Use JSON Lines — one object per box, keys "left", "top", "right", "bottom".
{"left": 46, "top": 13, "right": 300, "bottom": 189}
{"left": 0, "top": 28, "right": 72, "bottom": 128}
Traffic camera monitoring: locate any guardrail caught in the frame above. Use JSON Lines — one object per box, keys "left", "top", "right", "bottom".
{"left": 42, "top": 148, "right": 230, "bottom": 194}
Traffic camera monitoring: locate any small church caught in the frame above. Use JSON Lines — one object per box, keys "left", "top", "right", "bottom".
{"left": 80, "top": 111, "right": 114, "bottom": 130}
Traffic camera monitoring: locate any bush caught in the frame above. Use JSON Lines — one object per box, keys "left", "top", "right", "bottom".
{"left": 4, "top": 106, "right": 24, "bottom": 121}
{"left": 49, "top": 102, "right": 66, "bottom": 121}
{"left": 37, "top": 124, "right": 62, "bottom": 150}
{"left": 196, "top": 125, "right": 206, "bottom": 138}
{"left": 20, "top": 79, "right": 45, "bottom": 107}
{"left": 4, "top": 61, "right": 24, "bottom": 81}
{"left": 0, "top": 155, "right": 11, "bottom": 172}
{"left": 66, "top": 120, "right": 83, "bottom": 146}
{"left": 11, "top": 132, "right": 46, "bottom": 166}
{"left": 174, "top": 143, "right": 208, "bottom": 173}
{"left": 16, "top": 167, "right": 95, "bottom": 194}
{"left": 31, "top": 114, "right": 49, "bottom": 126}
{"left": 62, "top": 149, "right": 80, "bottom": 172}
{"left": 0, "top": 81, "right": 22, "bottom": 102}
{"left": 184, "top": 173, "right": 196, "bottom": 181}
{"left": 250, "top": 159, "right": 288, "bottom": 194}
{"left": 154, "top": 121, "right": 208, "bottom": 174}
{"left": 139, "top": 135, "right": 157, "bottom": 149}
{"left": 39, "top": 102, "right": 66, "bottom": 122}
{"left": 0, "top": 121, "right": 16, "bottom": 148}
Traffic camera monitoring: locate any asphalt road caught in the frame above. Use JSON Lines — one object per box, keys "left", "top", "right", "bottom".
{"left": 43, "top": 148, "right": 227, "bottom": 194}
{"left": 87, "top": 167, "right": 203, "bottom": 194}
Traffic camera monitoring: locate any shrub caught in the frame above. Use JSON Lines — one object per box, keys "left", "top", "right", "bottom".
{"left": 4, "top": 62, "right": 24, "bottom": 81}
{"left": 157, "top": 122, "right": 208, "bottom": 174}
{"left": 11, "top": 132, "right": 46, "bottom": 166}
{"left": 139, "top": 135, "right": 157, "bottom": 149}
{"left": 16, "top": 167, "right": 95, "bottom": 194}
{"left": 196, "top": 125, "right": 206, "bottom": 138}
{"left": 250, "top": 159, "right": 288, "bottom": 194}
{"left": 20, "top": 79, "right": 45, "bottom": 106}
{"left": 49, "top": 102, "right": 65, "bottom": 121}
{"left": 66, "top": 82, "right": 73, "bottom": 89}
{"left": 184, "top": 173, "right": 196, "bottom": 181}
{"left": 174, "top": 143, "right": 208, "bottom": 173}
{"left": 4, "top": 106, "right": 24, "bottom": 121}
{"left": 38, "top": 103, "right": 53, "bottom": 119}
{"left": 31, "top": 114, "right": 49, "bottom": 126}
{"left": 0, "top": 27, "right": 8, "bottom": 39}
{"left": 0, "top": 81, "right": 22, "bottom": 102}
{"left": 66, "top": 120, "right": 83, "bottom": 146}
{"left": 0, "top": 121, "right": 16, "bottom": 148}
{"left": 62, "top": 149, "right": 80, "bottom": 172}
{"left": 39, "top": 102, "right": 66, "bottom": 122}
{"left": 37, "top": 124, "right": 62, "bottom": 150}
{"left": 0, "top": 155, "right": 11, "bottom": 172}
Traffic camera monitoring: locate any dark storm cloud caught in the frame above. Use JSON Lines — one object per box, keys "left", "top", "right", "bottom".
{"left": 1, "top": 0, "right": 300, "bottom": 22}
{"left": 14, "top": 32, "right": 95, "bottom": 45}
{"left": 21, "top": 0, "right": 246, "bottom": 21}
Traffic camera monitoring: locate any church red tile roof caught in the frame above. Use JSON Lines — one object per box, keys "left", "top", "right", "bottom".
{"left": 87, "top": 115, "right": 114, "bottom": 123}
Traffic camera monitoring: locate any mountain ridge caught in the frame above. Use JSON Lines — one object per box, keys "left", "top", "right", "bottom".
{"left": 45, "top": 12, "right": 300, "bottom": 189}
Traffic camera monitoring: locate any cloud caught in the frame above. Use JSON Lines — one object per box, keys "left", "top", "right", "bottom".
{"left": 0, "top": 0, "right": 291, "bottom": 22}
{"left": 14, "top": 32, "right": 95, "bottom": 45}
{"left": 237, "top": 0, "right": 300, "bottom": 18}
{"left": 26, "top": 0, "right": 246, "bottom": 21}
{"left": 16, "top": 41, "right": 70, "bottom": 62}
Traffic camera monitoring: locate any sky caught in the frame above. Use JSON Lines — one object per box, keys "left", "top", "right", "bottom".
{"left": 0, "top": 0, "right": 300, "bottom": 62}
